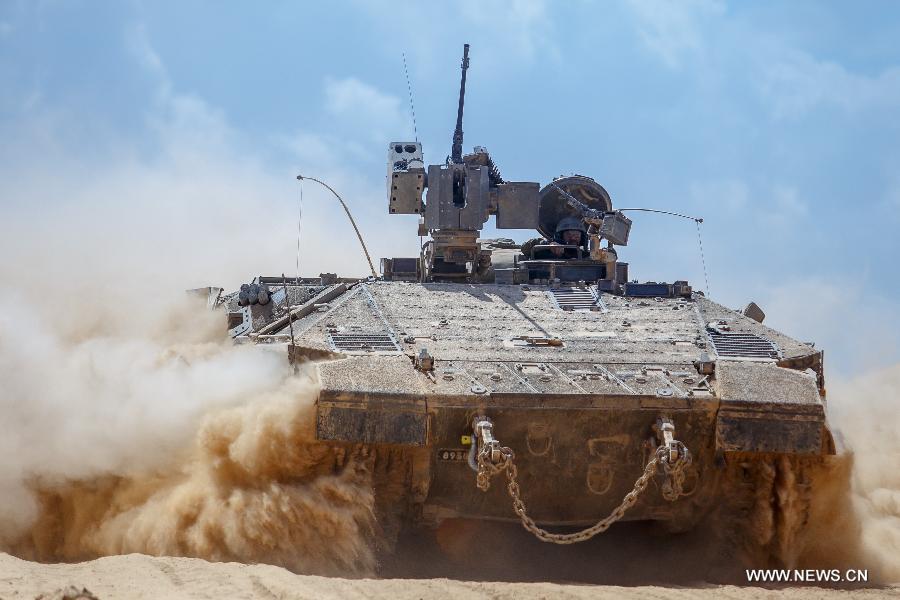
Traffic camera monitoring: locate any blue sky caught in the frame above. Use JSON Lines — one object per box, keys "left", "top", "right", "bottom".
{"left": 2, "top": 0, "right": 899, "bottom": 375}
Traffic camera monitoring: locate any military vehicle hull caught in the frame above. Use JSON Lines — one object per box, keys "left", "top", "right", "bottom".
{"left": 222, "top": 278, "right": 837, "bottom": 559}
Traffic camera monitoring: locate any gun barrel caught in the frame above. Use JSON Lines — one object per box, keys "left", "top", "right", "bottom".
{"left": 552, "top": 182, "right": 606, "bottom": 223}
{"left": 451, "top": 44, "right": 470, "bottom": 164}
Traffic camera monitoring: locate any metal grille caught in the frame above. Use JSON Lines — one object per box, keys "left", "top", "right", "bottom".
{"left": 547, "top": 287, "right": 604, "bottom": 311}
{"left": 328, "top": 332, "right": 400, "bottom": 353}
{"left": 707, "top": 330, "right": 780, "bottom": 359}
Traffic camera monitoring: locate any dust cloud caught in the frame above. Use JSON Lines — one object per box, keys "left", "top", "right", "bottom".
{"left": 829, "top": 364, "right": 900, "bottom": 582}
{"left": 0, "top": 286, "right": 379, "bottom": 576}
{"left": 0, "top": 109, "right": 386, "bottom": 575}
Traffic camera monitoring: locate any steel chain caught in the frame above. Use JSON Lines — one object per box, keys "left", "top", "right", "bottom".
{"left": 661, "top": 440, "right": 692, "bottom": 501}
{"left": 474, "top": 427, "right": 692, "bottom": 545}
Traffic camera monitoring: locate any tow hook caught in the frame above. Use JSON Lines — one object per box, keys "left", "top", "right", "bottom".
{"left": 656, "top": 417, "right": 681, "bottom": 463}
{"left": 471, "top": 416, "right": 511, "bottom": 490}
{"left": 654, "top": 416, "right": 692, "bottom": 502}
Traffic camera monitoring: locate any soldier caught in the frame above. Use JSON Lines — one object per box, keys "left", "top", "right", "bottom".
{"left": 521, "top": 216, "right": 588, "bottom": 259}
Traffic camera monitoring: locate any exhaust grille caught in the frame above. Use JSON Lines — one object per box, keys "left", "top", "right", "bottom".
{"left": 547, "top": 287, "right": 604, "bottom": 311}
{"left": 707, "top": 330, "right": 780, "bottom": 359}
{"left": 328, "top": 332, "right": 400, "bottom": 354}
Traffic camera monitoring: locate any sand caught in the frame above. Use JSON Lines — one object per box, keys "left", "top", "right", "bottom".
{"left": 2, "top": 552, "right": 898, "bottom": 600}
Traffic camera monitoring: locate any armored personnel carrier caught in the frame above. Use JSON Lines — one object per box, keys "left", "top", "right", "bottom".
{"left": 207, "top": 45, "right": 842, "bottom": 566}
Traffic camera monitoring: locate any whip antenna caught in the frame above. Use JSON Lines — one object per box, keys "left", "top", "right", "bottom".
{"left": 295, "top": 179, "right": 303, "bottom": 284}
{"left": 556, "top": 180, "right": 711, "bottom": 295}
{"left": 296, "top": 175, "right": 378, "bottom": 279}
{"left": 615, "top": 206, "right": 710, "bottom": 297}
{"left": 695, "top": 219, "right": 710, "bottom": 297}
{"left": 282, "top": 273, "right": 296, "bottom": 347}
{"left": 402, "top": 52, "right": 418, "bottom": 142}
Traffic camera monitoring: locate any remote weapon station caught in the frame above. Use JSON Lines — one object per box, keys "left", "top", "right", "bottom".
{"left": 204, "top": 45, "right": 842, "bottom": 563}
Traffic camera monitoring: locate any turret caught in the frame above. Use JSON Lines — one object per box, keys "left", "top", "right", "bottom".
{"left": 383, "top": 45, "right": 635, "bottom": 291}
{"left": 386, "top": 44, "right": 540, "bottom": 282}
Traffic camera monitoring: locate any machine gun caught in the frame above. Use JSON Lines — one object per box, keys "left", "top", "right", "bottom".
{"left": 385, "top": 44, "right": 540, "bottom": 282}
{"left": 491, "top": 180, "right": 630, "bottom": 287}
{"left": 550, "top": 182, "right": 632, "bottom": 248}
{"left": 450, "top": 44, "right": 469, "bottom": 165}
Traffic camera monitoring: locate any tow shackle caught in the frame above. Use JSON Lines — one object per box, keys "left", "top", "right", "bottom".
{"left": 473, "top": 416, "right": 504, "bottom": 463}
{"left": 656, "top": 417, "right": 682, "bottom": 464}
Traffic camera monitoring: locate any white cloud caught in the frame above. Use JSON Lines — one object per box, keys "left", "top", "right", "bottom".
{"left": 690, "top": 180, "right": 808, "bottom": 229}
{"left": 277, "top": 130, "right": 352, "bottom": 168}
{"left": 324, "top": 77, "right": 410, "bottom": 143}
{"left": 759, "top": 184, "right": 808, "bottom": 228}
{"left": 458, "top": 0, "right": 557, "bottom": 61}
{"left": 690, "top": 178, "right": 749, "bottom": 213}
{"left": 350, "top": 0, "right": 558, "bottom": 75}
{"left": 624, "top": 0, "right": 724, "bottom": 68}
{"left": 325, "top": 77, "right": 400, "bottom": 118}
{"left": 125, "top": 24, "right": 238, "bottom": 159}
{"left": 126, "top": 23, "right": 172, "bottom": 100}
{"left": 757, "top": 47, "right": 900, "bottom": 118}
{"left": 623, "top": 0, "right": 900, "bottom": 118}
{"left": 772, "top": 184, "right": 807, "bottom": 215}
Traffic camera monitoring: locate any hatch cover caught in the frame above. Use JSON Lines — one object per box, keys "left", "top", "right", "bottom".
{"left": 328, "top": 332, "right": 401, "bottom": 354}
{"left": 707, "top": 330, "right": 780, "bottom": 359}
{"left": 547, "top": 287, "right": 605, "bottom": 311}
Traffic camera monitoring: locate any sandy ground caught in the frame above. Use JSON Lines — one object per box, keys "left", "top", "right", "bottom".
{"left": 1, "top": 553, "right": 897, "bottom": 600}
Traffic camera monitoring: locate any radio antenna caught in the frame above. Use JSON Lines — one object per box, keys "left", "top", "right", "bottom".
{"left": 296, "top": 174, "right": 378, "bottom": 279}
{"left": 295, "top": 179, "right": 303, "bottom": 284}
{"left": 616, "top": 207, "right": 710, "bottom": 297}
{"left": 695, "top": 219, "right": 711, "bottom": 297}
{"left": 554, "top": 181, "right": 711, "bottom": 295}
{"left": 402, "top": 52, "right": 418, "bottom": 142}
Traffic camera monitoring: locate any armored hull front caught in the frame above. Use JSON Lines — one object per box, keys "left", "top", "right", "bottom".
{"left": 221, "top": 279, "right": 834, "bottom": 536}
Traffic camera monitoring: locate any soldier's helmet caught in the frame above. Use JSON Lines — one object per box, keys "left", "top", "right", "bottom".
{"left": 554, "top": 216, "right": 587, "bottom": 246}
